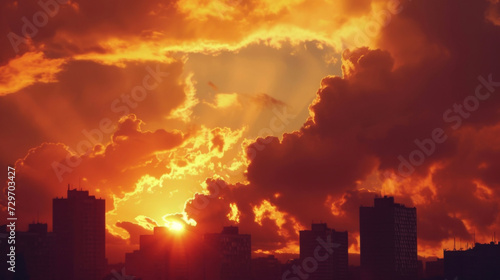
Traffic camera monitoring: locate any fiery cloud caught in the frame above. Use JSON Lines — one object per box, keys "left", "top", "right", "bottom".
{"left": 0, "top": 52, "right": 65, "bottom": 95}
{"left": 178, "top": 0, "right": 500, "bottom": 259}
{"left": 1, "top": 0, "right": 500, "bottom": 264}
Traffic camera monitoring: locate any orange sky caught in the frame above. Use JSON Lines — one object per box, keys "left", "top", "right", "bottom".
{"left": 1, "top": 0, "right": 500, "bottom": 264}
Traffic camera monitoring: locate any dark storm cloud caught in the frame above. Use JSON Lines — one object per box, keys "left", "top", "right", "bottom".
{"left": 183, "top": 0, "right": 500, "bottom": 253}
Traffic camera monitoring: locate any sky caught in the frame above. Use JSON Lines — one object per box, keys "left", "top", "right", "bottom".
{"left": 1, "top": 0, "right": 500, "bottom": 264}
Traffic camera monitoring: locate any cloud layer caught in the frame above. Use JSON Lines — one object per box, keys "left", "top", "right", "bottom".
{"left": 1, "top": 0, "right": 500, "bottom": 263}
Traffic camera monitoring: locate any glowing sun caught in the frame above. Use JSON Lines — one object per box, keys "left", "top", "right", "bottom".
{"left": 167, "top": 221, "right": 185, "bottom": 233}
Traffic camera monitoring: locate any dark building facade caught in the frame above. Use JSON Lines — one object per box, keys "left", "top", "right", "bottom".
{"left": 126, "top": 226, "right": 204, "bottom": 280}
{"left": 360, "top": 196, "right": 417, "bottom": 280}
{"left": 425, "top": 258, "right": 444, "bottom": 280}
{"left": 204, "top": 226, "right": 251, "bottom": 280}
{"left": 444, "top": 242, "right": 500, "bottom": 280}
{"left": 251, "top": 255, "right": 281, "bottom": 280}
{"left": 53, "top": 188, "right": 106, "bottom": 280}
{"left": 299, "top": 223, "right": 348, "bottom": 280}
{"left": 0, "top": 223, "right": 57, "bottom": 280}
{"left": 19, "top": 223, "right": 57, "bottom": 280}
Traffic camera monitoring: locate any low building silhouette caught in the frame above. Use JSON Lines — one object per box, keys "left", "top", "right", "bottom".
{"left": 299, "top": 223, "right": 348, "bottom": 280}
{"left": 348, "top": 265, "right": 361, "bottom": 280}
{"left": 19, "top": 223, "right": 57, "bottom": 280}
{"left": 444, "top": 242, "right": 500, "bottom": 280}
{"left": 0, "top": 223, "right": 56, "bottom": 280}
{"left": 425, "top": 258, "right": 444, "bottom": 280}
{"left": 204, "top": 226, "right": 251, "bottom": 280}
{"left": 126, "top": 226, "right": 251, "bottom": 280}
{"left": 125, "top": 226, "right": 204, "bottom": 280}
{"left": 252, "top": 255, "right": 281, "bottom": 280}
{"left": 281, "top": 259, "right": 301, "bottom": 278}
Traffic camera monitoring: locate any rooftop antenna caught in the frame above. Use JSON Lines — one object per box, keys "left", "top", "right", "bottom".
{"left": 454, "top": 236, "right": 456, "bottom": 251}
{"left": 67, "top": 183, "right": 70, "bottom": 191}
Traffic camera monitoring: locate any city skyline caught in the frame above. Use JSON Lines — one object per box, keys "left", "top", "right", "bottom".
{"left": 3, "top": 189, "right": 500, "bottom": 280}
{"left": 1, "top": 0, "right": 500, "bottom": 278}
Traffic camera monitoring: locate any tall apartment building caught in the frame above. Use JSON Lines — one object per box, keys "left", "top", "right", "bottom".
{"left": 360, "top": 196, "right": 417, "bottom": 280}
{"left": 53, "top": 188, "right": 106, "bottom": 280}
{"left": 299, "top": 223, "right": 348, "bottom": 280}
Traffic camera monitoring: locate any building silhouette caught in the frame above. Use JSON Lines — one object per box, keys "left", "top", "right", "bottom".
{"left": 19, "top": 223, "right": 57, "bottom": 280}
{"left": 360, "top": 196, "right": 417, "bottom": 280}
{"left": 424, "top": 258, "right": 444, "bottom": 280}
{"left": 53, "top": 188, "right": 106, "bottom": 280}
{"left": 299, "top": 223, "right": 348, "bottom": 280}
{"left": 0, "top": 223, "right": 56, "bottom": 280}
{"left": 251, "top": 255, "right": 281, "bottom": 280}
{"left": 417, "top": 260, "right": 424, "bottom": 280}
{"left": 204, "top": 226, "right": 251, "bottom": 280}
{"left": 125, "top": 226, "right": 204, "bottom": 280}
{"left": 444, "top": 242, "right": 500, "bottom": 280}
{"left": 125, "top": 226, "right": 252, "bottom": 280}
{"left": 8, "top": 186, "right": 500, "bottom": 280}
